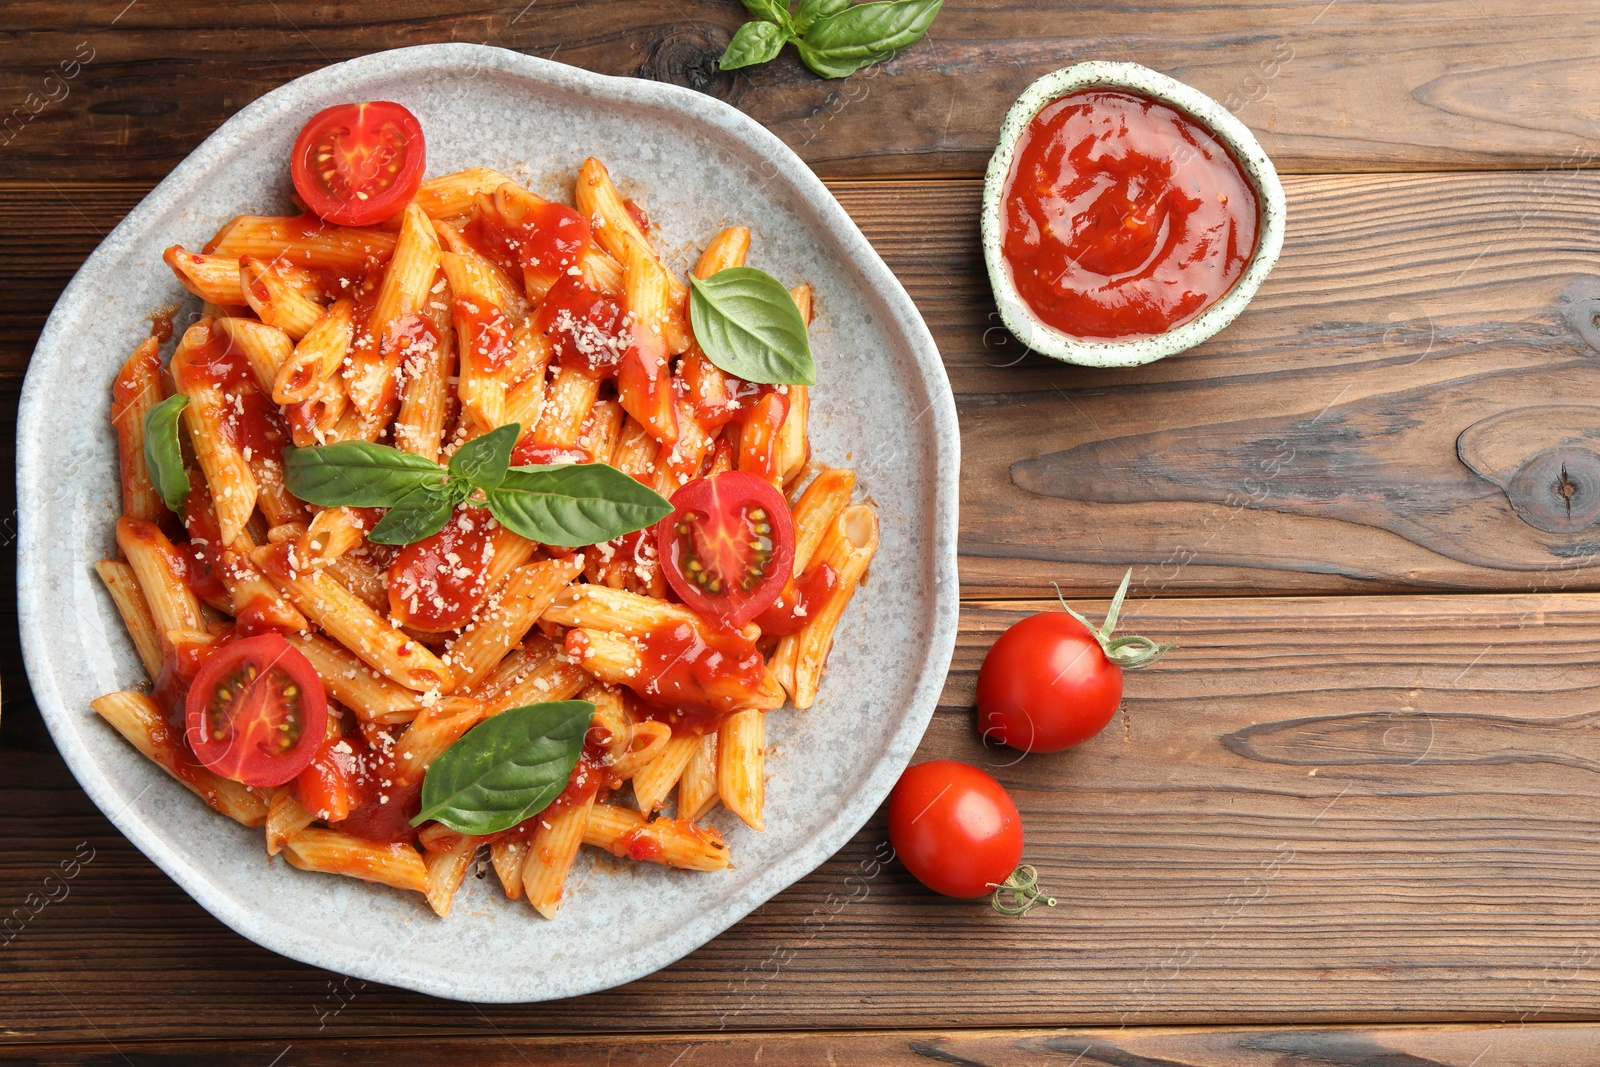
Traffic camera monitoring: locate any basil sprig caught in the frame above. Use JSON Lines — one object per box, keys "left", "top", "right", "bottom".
{"left": 143, "top": 393, "right": 191, "bottom": 513}
{"left": 688, "top": 267, "right": 816, "bottom": 386}
{"left": 411, "top": 700, "right": 593, "bottom": 835}
{"left": 721, "top": 0, "right": 942, "bottom": 79}
{"left": 282, "top": 422, "right": 672, "bottom": 547}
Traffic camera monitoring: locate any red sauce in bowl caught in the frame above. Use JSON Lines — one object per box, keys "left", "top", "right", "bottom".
{"left": 1001, "top": 88, "right": 1259, "bottom": 341}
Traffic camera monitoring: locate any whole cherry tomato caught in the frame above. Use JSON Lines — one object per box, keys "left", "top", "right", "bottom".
{"left": 887, "top": 759, "right": 1056, "bottom": 915}
{"left": 977, "top": 570, "right": 1170, "bottom": 753}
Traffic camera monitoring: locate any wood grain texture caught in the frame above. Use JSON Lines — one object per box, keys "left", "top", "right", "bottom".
{"left": 830, "top": 173, "right": 1600, "bottom": 597}
{"left": 5, "top": 592, "right": 1600, "bottom": 1040}
{"left": 14, "top": 174, "right": 1600, "bottom": 599}
{"left": 3, "top": 1023, "right": 1598, "bottom": 1066}
{"left": 2, "top": 1, "right": 1599, "bottom": 182}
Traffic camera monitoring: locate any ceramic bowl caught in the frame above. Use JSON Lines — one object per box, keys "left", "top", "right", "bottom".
{"left": 16, "top": 44, "right": 959, "bottom": 1002}
{"left": 980, "top": 61, "right": 1286, "bottom": 368}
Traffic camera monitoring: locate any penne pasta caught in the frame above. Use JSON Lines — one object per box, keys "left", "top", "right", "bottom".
{"left": 93, "top": 559, "right": 165, "bottom": 678}
{"left": 169, "top": 320, "right": 259, "bottom": 545}
{"left": 282, "top": 828, "right": 429, "bottom": 894}
{"left": 490, "top": 838, "right": 530, "bottom": 900}
{"left": 109, "top": 335, "right": 166, "bottom": 523}
{"left": 521, "top": 793, "right": 596, "bottom": 919}
{"left": 678, "top": 732, "right": 719, "bottom": 822}
{"left": 240, "top": 256, "right": 324, "bottom": 339}
{"left": 394, "top": 283, "right": 456, "bottom": 463}
{"left": 207, "top": 214, "right": 395, "bottom": 272}
{"left": 284, "top": 631, "right": 425, "bottom": 724}
{"left": 717, "top": 709, "right": 765, "bottom": 831}
{"left": 216, "top": 316, "right": 294, "bottom": 396}
{"left": 531, "top": 365, "right": 600, "bottom": 448}
{"left": 115, "top": 517, "right": 202, "bottom": 648}
{"left": 448, "top": 557, "right": 586, "bottom": 693}
{"left": 631, "top": 732, "right": 699, "bottom": 814}
{"left": 415, "top": 167, "right": 514, "bottom": 220}
{"left": 164, "top": 245, "right": 247, "bottom": 306}
{"left": 274, "top": 297, "right": 354, "bottom": 405}
{"left": 266, "top": 788, "right": 316, "bottom": 856}
{"left": 584, "top": 804, "right": 730, "bottom": 872}
{"left": 785, "top": 504, "right": 880, "bottom": 709}
{"left": 424, "top": 832, "right": 482, "bottom": 917}
{"left": 575, "top": 157, "right": 690, "bottom": 352}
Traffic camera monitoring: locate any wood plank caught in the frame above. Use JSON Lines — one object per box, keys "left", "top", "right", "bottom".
{"left": 11, "top": 174, "right": 1600, "bottom": 598}
{"left": 3, "top": 1023, "right": 1599, "bottom": 1065}
{"left": 2, "top": 1, "right": 1599, "bottom": 182}
{"left": 5, "top": 592, "right": 1600, "bottom": 1039}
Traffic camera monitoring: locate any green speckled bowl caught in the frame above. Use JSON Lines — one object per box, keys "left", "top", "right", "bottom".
{"left": 981, "top": 61, "right": 1286, "bottom": 368}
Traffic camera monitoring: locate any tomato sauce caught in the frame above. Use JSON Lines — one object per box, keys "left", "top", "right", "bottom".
{"left": 754, "top": 562, "right": 837, "bottom": 636}
{"left": 172, "top": 327, "right": 293, "bottom": 473}
{"left": 453, "top": 296, "right": 513, "bottom": 374}
{"left": 482, "top": 198, "right": 593, "bottom": 278}
{"left": 535, "top": 274, "right": 630, "bottom": 376}
{"left": 332, "top": 726, "right": 422, "bottom": 843}
{"left": 387, "top": 506, "right": 496, "bottom": 632}
{"left": 511, "top": 439, "right": 592, "bottom": 466}
{"left": 1001, "top": 89, "right": 1258, "bottom": 340}
{"left": 617, "top": 826, "right": 664, "bottom": 862}
{"left": 620, "top": 622, "right": 770, "bottom": 728}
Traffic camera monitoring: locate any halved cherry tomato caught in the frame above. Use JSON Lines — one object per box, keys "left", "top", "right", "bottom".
{"left": 888, "top": 760, "right": 1024, "bottom": 899}
{"left": 655, "top": 471, "right": 794, "bottom": 629}
{"left": 290, "top": 101, "right": 425, "bottom": 226}
{"left": 184, "top": 634, "right": 327, "bottom": 787}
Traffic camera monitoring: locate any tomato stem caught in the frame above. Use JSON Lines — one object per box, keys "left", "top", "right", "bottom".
{"left": 989, "top": 864, "right": 1056, "bottom": 917}
{"left": 1052, "top": 569, "right": 1173, "bottom": 670}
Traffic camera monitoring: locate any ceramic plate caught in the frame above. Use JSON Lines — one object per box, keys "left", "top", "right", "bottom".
{"left": 16, "top": 44, "right": 958, "bottom": 1002}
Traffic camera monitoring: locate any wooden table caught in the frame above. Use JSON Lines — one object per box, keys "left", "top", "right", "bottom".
{"left": 5, "top": 2, "right": 1600, "bottom": 1063}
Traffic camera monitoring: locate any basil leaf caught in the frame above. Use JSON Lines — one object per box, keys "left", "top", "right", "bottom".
{"left": 797, "top": 0, "right": 942, "bottom": 78}
{"left": 449, "top": 422, "right": 519, "bottom": 493}
{"left": 688, "top": 267, "right": 816, "bottom": 385}
{"left": 283, "top": 441, "right": 446, "bottom": 508}
{"left": 740, "top": 0, "right": 792, "bottom": 24}
{"left": 721, "top": 19, "right": 791, "bottom": 70}
{"left": 486, "top": 464, "right": 673, "bottom": 548}
{"left": 411, "top": 701, "right": 594, "bottom": 836}
{"left": 794, "top": 0, "right": 849, "bottom": 31}
{"left": 367, "top": 484, "right": 455, "bottom": 546}
{"left": 143, "top": 394, "right": 191, "bottom": 514}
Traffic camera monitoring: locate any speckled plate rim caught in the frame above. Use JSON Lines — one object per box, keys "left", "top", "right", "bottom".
{"left": 979, "top": 60, "right": 1287, "bottom": 368}
{"left": 16, "top": 43, "right": 959, "bottom": 1003}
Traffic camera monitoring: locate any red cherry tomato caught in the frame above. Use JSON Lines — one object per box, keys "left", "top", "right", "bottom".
{"left": 976, "top": 574, "right": 1170, "bottom": 753}
{"left": 290, "top": 101, "right": 425, "bottom": 226}
{"left": 184, "top": 634, "right": 328, "bottom": 787}
{"left": 655, "top": 471, "right": 794, "bottom": 629}
{"left": 888, "top": 760, "right": 1024, "bottom": 898}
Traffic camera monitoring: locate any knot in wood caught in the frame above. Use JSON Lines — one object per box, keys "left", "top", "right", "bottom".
{"left": 1561, "top": 277, "right": 1600, "bottom": 355}
{"left": 636, "top": 26, "right": 744, "bottom": 105}
{"left": 1457, "top": 406, "right": 1600, "bottom": 536}
{"left": 1505, "top": 448, "right": 1600, "bottom": 534}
